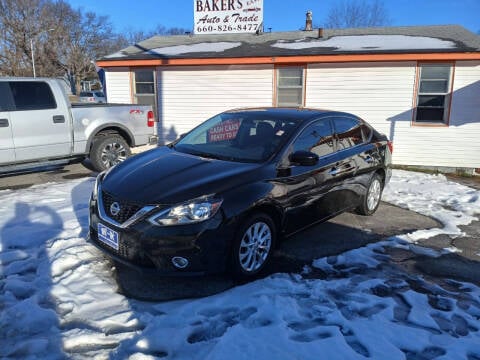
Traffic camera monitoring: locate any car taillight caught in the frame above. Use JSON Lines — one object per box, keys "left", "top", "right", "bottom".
{"left": 147, "top": 110, "right": 155, "bottom": 127}
{"left": 387, "top": 141, "right": 393, "bottom": 154}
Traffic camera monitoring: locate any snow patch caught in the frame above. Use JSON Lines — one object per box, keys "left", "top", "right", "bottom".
{"left": 272, "top": 35, "right": 457, "bottom": 51}
{"left": 0, "top": 170, "right": 479, "bottom": 358}
{"left": 149, "top": 42, "right": 242, "bottom": 56}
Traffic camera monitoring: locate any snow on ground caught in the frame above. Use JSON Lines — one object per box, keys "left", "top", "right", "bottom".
{"left": 271, "top": 35, "right": 457, "bottom": 51}
{"left": 0, "top": 170, "right": 480, "bottom": 359}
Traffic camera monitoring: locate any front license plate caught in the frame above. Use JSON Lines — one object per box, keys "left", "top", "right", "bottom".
{"left": 98, "top": 223, "right": 119, "bottom": 251}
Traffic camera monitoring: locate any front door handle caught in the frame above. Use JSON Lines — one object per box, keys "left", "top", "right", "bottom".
{"left": 0, "top": 118, "right": 9, "bottom": 127}
{"left": 53, "top": 115, "right": 65, "bottom": 124}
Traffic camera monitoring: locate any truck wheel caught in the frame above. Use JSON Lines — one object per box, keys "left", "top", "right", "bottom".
{"left": 90, "top": 134, "right": 131, "bottom": 172}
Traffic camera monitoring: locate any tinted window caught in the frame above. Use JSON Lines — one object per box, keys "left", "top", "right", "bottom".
{"left": 0, "top": 82, "right": 15, "bottom": 111}
{"left": 333, "top": 117, "right": 364, "bottom": 150}
{"left": 80, "top": 92, "right": 92, "bottom": 97}
{"left": 94, "top": 91, "right": 105, "bottom": 97}
{"left": 9, "top": 82, "right": 57, "bottom": 111}
{"left": 293, "top": 119, "right": 334, "bottom": 157}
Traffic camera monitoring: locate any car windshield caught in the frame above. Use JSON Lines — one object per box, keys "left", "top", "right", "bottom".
{"left": 173, "top": 111, "right": 300, "bottom": 163}
{"left": 94, "top": 91, "right": 105, "bottom": 97}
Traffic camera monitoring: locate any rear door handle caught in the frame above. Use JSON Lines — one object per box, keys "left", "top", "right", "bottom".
{"left": 53, "top": 115, "right": 65, "bottom": 124}
{"left": 0, "top": 118, "right": 9, "bottom": 127}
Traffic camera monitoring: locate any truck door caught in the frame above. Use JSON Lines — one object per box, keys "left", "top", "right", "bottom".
{"left": 8, "top": 81, "right": 71, "bottom": 162}
{"left": 0, "top": 82, "right": 15, "bottom": 163}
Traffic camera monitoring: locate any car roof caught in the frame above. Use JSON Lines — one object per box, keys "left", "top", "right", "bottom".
{"left": 223, "top": 107, "right": 359, "bottom": 124}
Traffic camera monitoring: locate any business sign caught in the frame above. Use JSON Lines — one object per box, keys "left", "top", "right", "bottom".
{"left": 208, "top": 120, "right": 240, "bottom": 142}
{"left": 194, "top": 0, "right": 263, "bottom": 34}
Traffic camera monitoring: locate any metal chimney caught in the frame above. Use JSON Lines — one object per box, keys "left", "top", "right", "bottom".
{"left": 305, "top": 10, "right": 313, "bottom": 31}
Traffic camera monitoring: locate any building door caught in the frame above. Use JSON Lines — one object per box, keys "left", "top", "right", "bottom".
{"left": 133, "top": 69, "right": 157, "bottom": 120}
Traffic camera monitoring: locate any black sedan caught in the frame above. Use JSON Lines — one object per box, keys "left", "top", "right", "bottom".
{"left": 89, "top": 108, "right": 392, "bottom": 279}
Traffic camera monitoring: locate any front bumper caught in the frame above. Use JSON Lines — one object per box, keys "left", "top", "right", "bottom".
{"left": 88, "top": 196, "right": 235, "bottom": 276}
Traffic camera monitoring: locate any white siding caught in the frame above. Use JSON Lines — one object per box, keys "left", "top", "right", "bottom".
{"left": 306, "top": 61, "right": 480, "bottom": 168}
{"left": 306, "top": 61, "right": 416, "bottom": 138}
{"left": 159, "top": 65, "right": 273, "bottom": 139}
{"left": 104, "top": 68, "right": 132, "bottom": 103}
{"left": 387, "top": 61, "right": 480, "bottom": 168}
{"left": 103, "top": 60, "right": 480, "bottom": 168}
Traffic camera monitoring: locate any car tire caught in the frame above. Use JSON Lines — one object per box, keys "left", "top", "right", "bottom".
{"left": 356, "top": 173, "right": 383, "bottom": 216}
{"left": 231, "top": 212, "right": 276, "bottom": 279}
{"left": 89, "top": 133, "right": 131, "bottom": 172}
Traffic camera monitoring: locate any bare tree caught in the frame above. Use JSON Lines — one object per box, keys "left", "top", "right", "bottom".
{"left": 0, "top": 0, "right": 190, "bottom": 92}
{"left": 43, "top": 1, "right": 120, "bottom": 93}
{"left": 323, "top": 0, "right": 390, "bottom": 29}
{"left": 0, "top": 0, "right": 46, "bottom": 76}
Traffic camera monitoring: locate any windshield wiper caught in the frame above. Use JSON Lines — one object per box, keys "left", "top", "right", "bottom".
{"left": 190, "top": 151, "right": 225, "bottom": 160}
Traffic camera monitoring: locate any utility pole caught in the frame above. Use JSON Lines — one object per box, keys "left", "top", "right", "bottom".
{"left": 30, "top": 28, "right": 55, "bottom": 77}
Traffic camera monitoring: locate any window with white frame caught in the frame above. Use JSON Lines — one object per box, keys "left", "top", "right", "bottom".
{"left": 276, "top": 67, "right": 304, "bottom": 107}
{"left": 133, "top": 69, "right": 157, "bottom": 120}
{"left": 415, "top": 64, "right": 452, "bottom": 124}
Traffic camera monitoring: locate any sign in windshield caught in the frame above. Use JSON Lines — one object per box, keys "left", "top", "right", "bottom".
{"left": 208, "top": 119, "right": 240, "bottom": 142}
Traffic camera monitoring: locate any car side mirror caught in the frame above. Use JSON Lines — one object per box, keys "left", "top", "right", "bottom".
{"left": 289, "top": 150, "right": 319, "bottom": 166}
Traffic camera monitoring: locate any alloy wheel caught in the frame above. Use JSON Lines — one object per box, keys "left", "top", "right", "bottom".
{"left": 101, "top": 142, "right": 128, "bottom": 168}
{"left": 367, "top": 178, "right": 382, "bottom": 211}
{"left": 238, "top": 221, "right": 272, "bottom": 273}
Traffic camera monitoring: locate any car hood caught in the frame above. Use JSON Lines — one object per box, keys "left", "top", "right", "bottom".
{"left": 101, "top": 146, "right": 266, "bottom": 204}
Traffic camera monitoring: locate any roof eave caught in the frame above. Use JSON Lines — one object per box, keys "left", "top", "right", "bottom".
{"left": 96, "top": 52, "right": 480, "bottom": 68}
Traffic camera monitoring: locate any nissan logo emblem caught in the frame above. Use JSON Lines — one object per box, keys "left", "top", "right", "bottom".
{"left": 110, "top": 202, "right": 121, "bottom": 216}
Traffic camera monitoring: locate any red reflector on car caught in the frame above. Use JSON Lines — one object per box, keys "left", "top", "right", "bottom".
{"left": 387, "top": 141, "right": 393, "bottom": 154}
{"left": 147, "top": 110, "right": 155, "bottom": 127}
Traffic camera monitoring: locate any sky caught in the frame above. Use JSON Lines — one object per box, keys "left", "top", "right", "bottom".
{"left": 1, "top": 169, "right": 480, "bottom": 358}
{"left": 65, "top": 0, "right": 480, "bottom": 35}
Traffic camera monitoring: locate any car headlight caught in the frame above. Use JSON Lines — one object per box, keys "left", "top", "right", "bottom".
{"left": 148, "top": 197, "right": 223, "bottom": 226}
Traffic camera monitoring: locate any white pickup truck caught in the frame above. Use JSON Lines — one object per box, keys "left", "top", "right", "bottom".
{"left": 0, "top": 78, "right": 157, "bottom": 173}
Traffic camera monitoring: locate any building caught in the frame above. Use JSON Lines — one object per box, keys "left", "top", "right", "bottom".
{"left": 96, "top": 25, "right": 480, "bottom": 171}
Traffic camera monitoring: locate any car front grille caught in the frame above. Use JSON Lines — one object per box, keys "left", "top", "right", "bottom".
{"left": 101, "top": 190, "right": 142, "bottom": 224}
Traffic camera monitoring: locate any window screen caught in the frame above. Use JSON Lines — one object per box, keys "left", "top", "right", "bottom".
{"left": 134, "top": 70, "right": 155, "bottom": 94}
{"left": 415, "top": 64, "right": 452, "bottom": 124}
{"left": 276, "top": 67, "right": 304, "bottom": 107}
{"left": 9, "top": 81, "right": 57, "bottom": 111}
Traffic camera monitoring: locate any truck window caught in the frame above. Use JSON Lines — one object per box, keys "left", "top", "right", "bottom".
{"left": 0, "top": 83, "right": 15, "bottom": 111}
{"left": 8, "top": 81, "right": 57, "bottom": 111}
